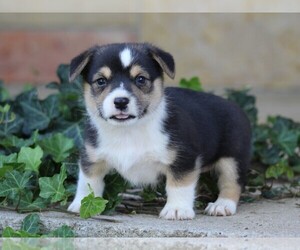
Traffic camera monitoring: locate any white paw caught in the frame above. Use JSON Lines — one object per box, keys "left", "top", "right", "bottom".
{"left": 159, "top": 205, "right": 195, "bottom": 220}
{"left": 205, "top": 198, "right": 237, "bottom": 216}
{"left": 67, "top": 199, "right": 81, "bottom": 213}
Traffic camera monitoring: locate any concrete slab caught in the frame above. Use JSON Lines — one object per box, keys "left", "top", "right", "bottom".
{"left": 0, "top": 198, "right": 299, "bottom": 237}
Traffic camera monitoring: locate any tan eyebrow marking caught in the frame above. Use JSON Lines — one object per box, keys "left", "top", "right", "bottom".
{"left": 130, "top": 65, "right": 150, "bottom": 79}
{"left": 92, "top": 66, "right": 112, "bottom": 81}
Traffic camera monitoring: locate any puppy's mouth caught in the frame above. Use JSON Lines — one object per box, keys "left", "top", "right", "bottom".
{"left": 109, "top": 114, "right": 136, "bottom": 121}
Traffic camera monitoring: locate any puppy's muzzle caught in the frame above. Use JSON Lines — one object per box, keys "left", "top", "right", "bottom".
{"left": 114, "top": 97, "right": 129, "bottom": 111}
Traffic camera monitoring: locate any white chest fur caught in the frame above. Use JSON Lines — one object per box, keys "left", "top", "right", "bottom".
{"left": 89, "top": 99, "right": 174, "bottom": 185}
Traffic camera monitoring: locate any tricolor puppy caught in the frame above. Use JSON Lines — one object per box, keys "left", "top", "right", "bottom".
{"left": 68, "top": 43, "right": 251, "bottom": 220}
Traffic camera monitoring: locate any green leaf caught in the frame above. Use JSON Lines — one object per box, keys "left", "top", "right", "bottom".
{"left": 2, "top": 227, "right": 38, "bottom": 238}
{"left": 16, "top": 191, "right": 48, "bottom": 212}
{"left": 0, "top": 114, "right": 24, "bottom": 136}
{"left": 21, "top": 214, "right": 41, "bottom": 234}
{"left": 103, "top": 173, "right": 129, "bottom": 213}
{"left": 0, "top": 153, "right": 17, "bottom": 167}
{"left": 179, "top": 77, "right": 203, "bottom": 91}
{"left": 38, "top": 133, "right": 74, "bottom": 163}
{"left": 266, "top": 161, "right": 294, "bottom": 180}
{"left": 1, "top": 135, "right": 31, "bottom": 149}
{"left": 41, "top": 94, "right": 60, "bottom": 119}
{"left": 0, "top": 170, "right": 32, "bottom": 199}
{"left": 266, "top": 164, "right": 285, "bottom": 179}
{"left": 80, "top": 191, "right": 108, "bottom": 219}
{"left": 57, "top": 64, "right": 71, "bottom": 83}
{"left": 258, "top": 145, "right": 282, "bottom": 165}
{"left": 226, "top": 88, "right": 258, "bottom": 127}
{"left": 25, "top": 197, "right": 49, "bottom": 211}
{"left": 20, "top": 101, "right": 50, "bottom": 134}
{"left": 39, "top": 164, "right": 68, "bottom": 203}
{"left": 141, "top": 186, "right": 158, "bottom": 202}
{"left": 0, "top": 164, "right": 14, "bottom": 178}
{"left": 47, "top": 225, "right": 75, "bottom": 237}
{"left": 17, "top": 146, "right": 43, "bottom": 172}
{"left": 274, "top": 129, "right": 298, "bottom": 156}
{"left": 0, "top": 81, "right": 10, "bottom": 101}
{"left": 62, "top": 122, "right": 84, "bottom": 147}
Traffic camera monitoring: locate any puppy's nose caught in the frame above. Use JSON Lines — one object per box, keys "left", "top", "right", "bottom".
{"left": 114, "top": 97, "right": 129, "bottom": 110}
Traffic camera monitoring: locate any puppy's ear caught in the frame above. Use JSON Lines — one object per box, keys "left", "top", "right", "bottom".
{"left": 69, "top": 46, "right": 96, "bottom": 82}
{"left": 147, "top": 44, "right": 175, "bottom": 79}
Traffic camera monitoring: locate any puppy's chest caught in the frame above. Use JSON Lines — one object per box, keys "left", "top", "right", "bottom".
{"left": 95, "top": 125, "right": 174, "bottom": 185}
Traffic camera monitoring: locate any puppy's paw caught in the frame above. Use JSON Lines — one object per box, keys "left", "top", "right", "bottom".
{"left": 67, "top": 200, "right": 81, "bottom": 213}
{"left": 205, "top": 198, "right": 237, "bottom": 216}
{"left": 159, "top": 205, "right": 195, "bottom": 220}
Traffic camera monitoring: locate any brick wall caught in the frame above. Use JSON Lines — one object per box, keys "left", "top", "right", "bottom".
{"left": 1, "top": 13, "right": 300, "bottom": 89}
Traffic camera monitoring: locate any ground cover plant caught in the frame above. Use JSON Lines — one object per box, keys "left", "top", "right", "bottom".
{"left": 0, "top": 65, "right": 299, "bottom": 237}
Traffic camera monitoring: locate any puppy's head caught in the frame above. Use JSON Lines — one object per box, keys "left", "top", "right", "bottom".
{"left": 69, "top": 43, "right": 175, "bottom": 126}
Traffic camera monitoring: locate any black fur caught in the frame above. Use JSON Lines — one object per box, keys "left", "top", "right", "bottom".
{"left": 164, "top": 87, "right": 251, "bottom": 186}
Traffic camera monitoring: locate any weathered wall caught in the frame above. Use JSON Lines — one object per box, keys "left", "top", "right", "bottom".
{"left": 0, "top": 13, "right": 299, "bottom": 89}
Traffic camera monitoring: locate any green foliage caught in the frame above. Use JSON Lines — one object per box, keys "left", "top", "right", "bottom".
{"left": 0, "top": 170, "right": 32, "bottom": 200}
{"left": 225, "top": 88, "right": 300, "bottom": 196}
{"left": 21, "top": 214, "right": 41, "bottom": 234}
{"left": 103, "top": 173, "right": 129, "bottom": 213}
{"left": 17, "top": 146, "right": 43, "bottom": 172}
{"left": 39, "top": 164, "right": 69, "bottom": 203}
{"left": 179, "top": 77, "right": 203, "bottom": 91}
{"left": 2, "top": 213, "right": 75, "bottom": 238}
{"left": 80, "top": 187, "right": 108, "bottom": 219}
{"left": 0, "top": 65, "right": 87, "bottom": 214}
{"left": 225, "top": 88, "right": 258, "bottom": 127}
{"left": 38, "top": 133, "right": 74, "bottom": 163}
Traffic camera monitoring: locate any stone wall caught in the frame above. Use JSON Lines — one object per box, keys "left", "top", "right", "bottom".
{"left": 0, "top": 13, "right": 299, "bottom": 89}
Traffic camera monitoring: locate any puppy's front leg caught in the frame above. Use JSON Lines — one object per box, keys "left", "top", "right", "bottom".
{"left": 68, "top": 162, "right": 109, "bottom": 213}
{"left": 160, "top": 170, "right": 200, "bottom": 220}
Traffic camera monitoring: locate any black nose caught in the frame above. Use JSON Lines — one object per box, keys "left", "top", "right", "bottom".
{"left": 114, "top": 97, "right": 129, "bottom": 110}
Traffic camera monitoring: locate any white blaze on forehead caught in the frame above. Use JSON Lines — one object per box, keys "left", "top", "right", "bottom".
{"left": 119, "top": 48, "right": 132, "bottom": 68}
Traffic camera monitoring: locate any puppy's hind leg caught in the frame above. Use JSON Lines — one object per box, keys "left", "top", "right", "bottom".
{"left": 205, "top": 157, "right": 243, "bottom": 216}
{"left": 160, "top": 168, "right": 200, "bottom": 220}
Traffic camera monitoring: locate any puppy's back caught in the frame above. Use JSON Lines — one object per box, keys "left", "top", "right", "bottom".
{"left": 164, "top": 87, "right": 251, "bottom": 171}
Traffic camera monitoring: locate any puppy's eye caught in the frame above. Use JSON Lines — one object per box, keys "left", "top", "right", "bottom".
{"left": 135, "top": 76, "right": 147, "bottom": 86}
{"left": 96, "top": 77, "right": 107, "bottom": 87}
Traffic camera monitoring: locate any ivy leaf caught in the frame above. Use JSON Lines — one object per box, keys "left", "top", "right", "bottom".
{"left": 47, "top": 225, "right": 75, "bottom": 237}
{"left": 0, "top": 80, "right": 10, "bottom": 101}
{"left": 275, "top": 129, "right": 298, "bottom": 156}
{"left": 103, "top": 173, "right": 129, "bottom": 214}
{"left": 0, "top": 135, "right": 32, "bottom": 149}
{"left": 39, "top": 165, "right": 68, "bottom": 203}
{"left": 0, "top": 114, "right": 24, "bottom": 136}
{"left": 17, "top": 191, "right": 48, "bottom": 212}
{"left": 20, "top": 101, "right": 50, "bottom": 134}
{"left": 80, "top": 191, "right": 108, "bottom": 219}
{"left": 41, "top": 94, "right": 60, "bottom": 119}
{"left": 62, "top": 122, "right": 84, "bottom": 147}
{"left": 17, "top": 146, "right": 43, "bottom": 172}
{"left": 38, "top": 133, "right": 74, "bottom": 163}
{"left": 0, "top": 153, "right": 17, "bottom": 167}
{"left": 0, "top": 170, "right": 32, "bottom": 199}
{"left": 57, "top": 64, "right": 71, "bottom": 83}
{"left": 258, "top": 145, "right": 282, "bottom": 165}
{"left": 266, "top": 161, "right": 294, "bottom": 180}
{"left": 25, "top": 197, "right": 49, "bottom": 211}
{"left": 2, "top": 227, "right": 38, "bottom": 238}
{"left": 179, "top": 77, "right": 203, "bottom": 92}
{"left": 21, "top": 214, "right": 41, "bottom": 234}
{"left": 226, "top": 88, "right": 258, "bottom": 127}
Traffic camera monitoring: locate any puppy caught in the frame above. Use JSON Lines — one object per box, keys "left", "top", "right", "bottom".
{"left": 67, "top": 43, "right": 251, "bottom": 220}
